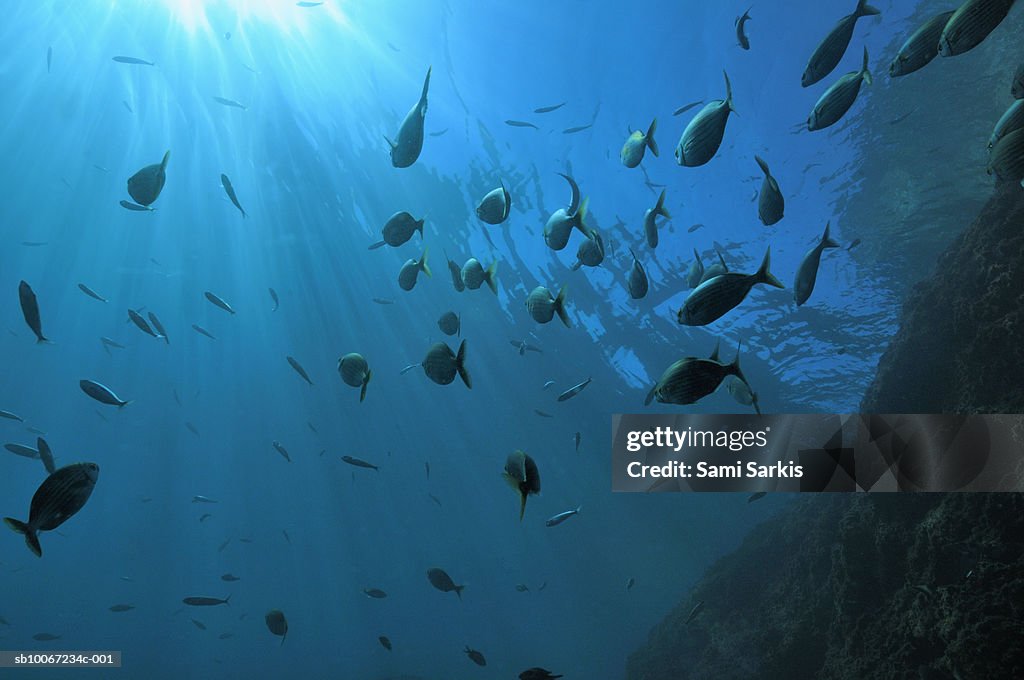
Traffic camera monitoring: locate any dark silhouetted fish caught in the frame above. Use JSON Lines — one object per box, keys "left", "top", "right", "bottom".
{"left": 678, "top": 247, "right": 783, "bottom": 326}
{"left": 192, "top": 324, "right": 216, "bottom": 340}
{"left": 889, "top": 11, "right": 955, "bottom": 77}
{"left": 422, "top": 340, "right": 471, "bottom": 388}
{"left": 535, "top": 102, "right": 566, "bottom": 113}
{"left": 379, "top": 635, "right": 392, "bottom": 650}
{"left": 386, "top": 66, "right": 430, "bottom": 168}
{"left": 363, "top": 588, "right": 387, "bottom": 599}
{"left": 675, "top": 72, "right": 734, "bottom": 167}
{"left": 562, "top": 124, "right": 592, "bottom": 134}
{"left": 272, "top": 441, "right": 292, "bottom": 463}
{"left": 794, "top": 221, "right": 840, "bottom": 306}
{"left": 808, "top": 48, "right": 872, "bottom": 132}
{"left": 183, "top": 596, "right": 230, "bottom": 607}
{"left": 213, "top": 97, "right": 246, "bottom": 110}
{"left": 119, "top": 200, "right": 153, "bottom": 212}
{"left": 338, "top": 353, "right": 372, "bottom": 401}
{"left": 268, "top": 288, "right": 279, "bottom": 311}
{"left": 754, "top": 155, "right": 784, "bottom": 225}
{"left": 735, "top": 7, "right": 752, "bottom": 49}
{"left": 465, "top": 647, "right": 487, "bottom": 666}
{"left": 505, "top": 120, "right": 539, "bottom": 129}
{"left": 78, "top": 284, "right": 108, "bottom": 303}
{"left": 148, "top": 312, "right": 169, "bottom": 344}
{"left": 342, "top": 455, "right": 378, "bottom": 471}
{"left": 558, "top": 378, "right": 592, "bottom": 402}
{"left": 265, "top": 609, "right": 287, "bottom": 645}
{"left": 37, "top": 437, "right": 56, "bottom": 475}
{"left": 80, "top": 380, "right": 131, "bottom": 407}
{"left": 18, "top": 281, "right": 48, "bottom": 343}
{"left": 128, "top": 309, "right": 158, "bottom": 338}
{"left": 426, "top": 567, "right": 465, "bottom": 599}
{"left": 503, "top": 450, "right": 541, "bottom": 521}
{"left": 801, "top": 0, "right": 879, "bottom": 87}
{"left": 938, "top": 0, "right": 1015, "bottom": 57}
{"left": 4, "top": 462, "right": 99, "bottom": 557}
{"left": 127, "top": 150, "right": 170, "bottom": 206}
{"left": 220, "top": 174, "right": 246, "bottom": 217}
{"left": 204, "top": 291, "right": 235, "bottom": 314}
{"left": 112, "top": 56, "right": 155, "bottom": 66}
{"left": 286, "top": 356, "right": 313, "bottom": 385}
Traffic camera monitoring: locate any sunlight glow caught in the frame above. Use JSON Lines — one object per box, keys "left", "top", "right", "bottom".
{"left": 159, "top": 0, "right": 352, "bottom": 37}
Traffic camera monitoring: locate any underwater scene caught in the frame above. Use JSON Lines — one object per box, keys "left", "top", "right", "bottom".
{"left": 1, "top": 0, "right": 1023, "bottom": 678}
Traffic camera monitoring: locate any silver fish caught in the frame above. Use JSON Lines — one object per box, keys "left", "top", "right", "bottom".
{"left": 213, "top": 97, "right": 247, "bottom": 110}
{"left": 557, "top": 377, "right": 592, "bottom": 402}
{"left": 112, "top": 55, "right": 155, "bottom": 65}
{"left": 269, "top": 288, "right": 279, "bottom": 311}
{"left": 476, "top": 183, "right": 511, "bottom": 224}
{"left": 127, "top": 150, "right": 170, "bottom": 207}
{"left": 386, "top": 66, "right": 430, "bottom": 168}
{"left": 148, "top": 312, "right": 169, "bottom": 344}
{"left": 204, "top": 291, "right": 235, "bottom": 314}
{"left": 620, "top": 118, "right": 658, "bottom": 168}
{"left": 545, "top": 506, "right": 581, "bottom": 527}
{"left": 286, "top": 356, "right": 313, "bottom": 385}
{"left": 627, "top": 248, "right": 649, "bottom": 299}
{"left": 938, "top": 0, "right": 1015, "bottom": 57}
{"left": 526, "top": 285, "right": 570, "bottom": 327}
{"left": 80, "top": 380, "right": 131, "bottom": 407}
{"left": 398, "top": 249, "right": 431, "bottom": 291}
{"left": 192, "top": 324, "right": 216, "bottom": 340}
{"left": 562, "top": 124, "right": 592, "bottom": 134}
{"left": 794, "top": 221, "right": 840, "bottom": 306}
{"left": 272, "top": 441, "right": 291, "bottom": 463}
{"left": 128, "top": 309, "right": 158, "bottom": 338}
{"left": 675, "top": 72, "right": 735, "bottom": 167}
{"left": 685, "top": 600, "right": 705, "bottom": 624}
{"left": 4, "top": 443, "right": 39, "bottom": 459}
{"left": 801, "top": 0, "right": 879, "bottom": 87}
{"left": 18, "top": 281, "right": 48, "bottom": 343}
{"left": 220, "top": 174, "right": 246, "bottom": 217}
{"left": 543, "top": 173, "right": 589, "bottom": 251}
{"left": 543, "top": 380, "right": 555, "bottom": 390}
{"left": 3, "top": 462, "right": 99, "bottom": 557}
{"left": 338, "top": 353, "right": 372, "bottom": 401}
{"left": 643, "top": 189, "right": 671, "bottom": 248}
{"left": 735, "top": 7, "right": 752, "bottom": 50}
{"left": 808, "top": 47, "right": 872, "bottom": 132}
{"left": 77, "top": 283, "right": 108, "bottom": 303}
{"left": 889, "top": 11, "right": 955, "bottom": 77}
{"left": 754, "top": 155, "right": 784, "bottom": 225}
{"left": 342, "top": 455, "right": 378, "bottom": 471}
{"left": 535, "top": 102, "right": 566, "bottom": 113}
{"left": 679, "top": 247, "right": 783, "bottom": 326}
{"left": 505, "top": 120, "right": 538, "bottom": 129}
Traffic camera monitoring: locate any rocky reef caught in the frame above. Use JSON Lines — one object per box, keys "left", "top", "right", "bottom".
{"left": 625, "top": 493, "right": 1023, "bottom": 679}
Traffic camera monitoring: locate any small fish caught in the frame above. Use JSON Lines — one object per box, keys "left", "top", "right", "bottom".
{"left": 387, "top": 41, "right": 400, "bottom": 51}
{"left": 269, "top": 288, "right": 279, "bottom": 311}
{"left": 535, "top": 102, "right": 566, "bottom": 113}
{"left": 510, "top": 340, "right": 543, "bottom": 356}
{"left": 0, "top": 410, "right": 24, "bottom": 422}
{"left": 338, "top": 353, "right": 372, "bottom": 401}
{"left": 538, "top": 582, "right": 548, "bottom": 591}
{"left": 542, "top": 380, "right": 555, "bottom": 390}
{"left": 218, "top": 539, "right": 231, "bottom": 552}
{"left": 673, "top": 100, "right": 704, "bottom": 116}
{"left": 93, "top": 164, "right": 110, "bottom": 173}
{"left": 80, "top": 380, "right": 131, "bottom": 407}
{"left": 385, "top": 65, "right": 430, "bottom": 168}
{"left": 199, "top": 513, "right": 211, "bottom": 522}
{"left": 574, "top": 432, "right": 581, "bottom": 453}
{"left": 220, "top": 174, "right": 247, "bottom": 217}
{"left": 685, "top": 600, "right": 705, "bottom": 625}
{"left": 562, "top": 124, "right": 592, "bottom": 134}
{"left": 109, "top": 604, "right": 135, "bottom": 613}
{"left": 286, "top": 356, "right": 314, "bottom": 385}
{"left": 688, "top": 223, "right": 704, "bottom": 233}
{"left": 678, "top": 247, "right": 783, "bottom": 326}
{"left": 429, "top": 128, "right": 448, "bottom": 137}
{"left": 33, "top": 633, "right": 62, "bottom": 641}
{"left": 438, "top": 311, "right": 461, "bottom": 336}
{"left": 191, "top": 619, "right": 207, "bottom": 630}
{"left": 192, "top": 495, "right": 218, "bottom": 503}
{"left": 272, "top": 441, "right": 292, "bottom": 463}
{"left": 627, "top": 577, "right": 636, "bottom": 590}
{"left": 37, "top": 437, "right": 56, "bottom": 474}
{"left": 18, "top": 281, "right": 48, "bottom": 343}
{"left": 794, "top": 221, "right": 840, "bottom": 306}
{"left": 46, "top": 46, "right": 52, "bottom": 73}
{"left": 112, "top": 56, "right": 155, "bottom": 66}
{"left": 628, "top": 248, "right": 649, "bottom": 300}
{"left": 372, "top": 297, "right": 394, "bottom": 305}
{"left": 465, "top": 647, "right": 487, "bottom": 666}
{"left": 398, "top": 249, "right": 431, "bottom": 291}
{"left": 426, "top": 568, "right": 465, "bottom": 598}
{"left": 4, "top": 462, "right": 100, "bottom": 557}
{"left": 182, "top": 596, "right": 230, "bottom": 607}
{"left": 296, "top": 0, "right": 323, "bottom": 6}
{"left": 545, "top": 506, "right": 581, "bottom": 527}
{"left": 755, "top": 155, "right": 785, "bottom": 226}
{"left": 847, "top": 238, "right": 862, "bottom": 251}
{"left": 476, "top": 183, "right": 512, "bottom": 224}
{"left": 379, "top": 636, "right": 392, "bottom": 650}
{"left": 204, "top": 292, "right": 235, "bottom": 314}
{"left": 282, "top": 529, "right": 291, "bottom": 545}
{"left": 307, "top": 421, "right": 318, "bottom": 434}
{"left": 128, "top": 309, "right": 158, "bottom": 338}
{"left": 505, "top": 120, "right": 539, "bottom": 129}
{"left": 342, "top": 455, "right": 379, "bottom": 471}
{"left": 421, "top": 340, "right": 471, "bottom": 388}
{"left": 192, "top": 324, "right": 216, "bottom": 340}
{"left": 119, "top": 200, "right": 153, "bottom": 212}
{"left": 534, "top": 410, "right": 553, "bottom": 418}
{"left": 122, "top": 100, "right": 133, "bottom": 113}
{"left": 428, "top": 492, "right": 442, "bottom": 507}
{"left": 219, "top": 632, "right": 234, "bottom": 640}
{"left": 148, "top": 312, "right": 169, "bottom": 344}
{"left": 890, "top": 11, "right": 954, "bottom": 77}
{"left": 213, "top": 97, "right": 247, "bottom": 111}
{"left": 425, "top": 461, "right": 430, "bottom": 478}
{"left": 526, "top": 285, "right": 571, "bottom": 327}
{"left": 557, "top": 377, "right": 592, "bottom": 402}
{"left": 77, "top": 284, "right": 108, "bottom": 303}
{"left": 238, "top": 538, "right": 253, "bottom": 543}
{"left": 363, "top": 588, "right": 388, "bottom": 599}
{"left": 400, "top": 364, "right": 419, "bottom": 375}
{"left": 747, "top": 491, "right": 767, "bottom": 503}
{"left": 735, "top": 7, "right": 752, "bottom": 50}
{"left": 621, "top": 118, "right": 659, "bottom": 168}
{"left": 4, "top": 443, "right": 39, "bottom": 459}
{"left": 26, "top": 427, "right": 47, "bottom": 435}
{"left": 185, "top": 422, "right": 200, "bottom": 437}
{"left": 221, "top": 573, "right": 240, "bottom": 582}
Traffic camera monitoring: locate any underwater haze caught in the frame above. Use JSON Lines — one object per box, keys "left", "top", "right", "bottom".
{"left": 1, "top": 0, "right": 1021, "bottom": 678}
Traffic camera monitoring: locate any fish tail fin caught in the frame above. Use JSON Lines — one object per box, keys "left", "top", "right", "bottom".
{"left": 383, "top": 135, "right": 396, "bottom": 150}
{"left": 455, "top": 584, "right": 464, "bottom": 600}
{"left": 822, "top": 221, "right": 840, "bottom": 249}
{"left": 420, "top": 248, "right": 432, "bottom": 277}
{"left": 4, "top": 518, "right": 41, "bottom": 557}
{"left": 855, "top": 0, "right": 881, "bottom": 18}
{"left": 755, "top": 155, "right": 771, "bottom": 177}
{"left": 421, "top": 65, "right": 432, "bottom": 102}
{"left": 36, "top": 335, "right": 51, "bottom": 345}
{"left": 655, "top": 189, "right": 671, "bottom": 219}
{"left": 519, "top": 492, "right": 527, "bottom": 521}
{"left": 574, "top": 196, "right": 590, "bottom": 233}
{"left": 361, "top": 370, "right": 371, "bottom": 402}
{"left": 709, "top": 339, "right": 721, "bottom": 362}
{"left": 862, "top": 46, "right": 873, "bottom": 85}
{"left": 456, "top": 340, "right": 472, "bottom": 389}
{"left": 554, "top": 285, "right": 571, "bottom": 328}
{"left": 724, "top": 71, "right": 736, "bottom": 113}
{"left": 160, "top": 150, "right": 171, "bottom": 171}
{"left": 225, "top": 595, "right": 231, "bottom": 606}
{"left": 484, "top": 261, "right": 498, "bottom": 294}
{"left": 646, "top": 118, "right": 659, "bottom": 157}
{"left": 755, "top": 246, "right": 785, "bottom": 289}
{"left": 730, "top": 340, "right": 748, "bottom": 386}
{"left": 644, "top": 385, "right": 657, "bottom": 406}
{"left": 752, "top": 393, "right": 762, "bottom": 416}
{"left": 118, "top": 400, "right": 134, "bottom": 409}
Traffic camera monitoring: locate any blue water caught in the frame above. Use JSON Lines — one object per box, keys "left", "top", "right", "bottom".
{"left": 1, "top": 0, "right": 1018, "bottom": 678}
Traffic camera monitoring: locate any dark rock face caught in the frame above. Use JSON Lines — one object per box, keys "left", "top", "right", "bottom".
{"left": 860, "top": 181, "right": 1024, "bottom": 414}
{"left": 626, "top": 494, "right": 1024, "bottom": 679}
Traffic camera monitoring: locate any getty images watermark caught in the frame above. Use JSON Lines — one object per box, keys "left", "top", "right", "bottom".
{"left": 612, "top": 413, "right": 1024, "bottom": 493}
